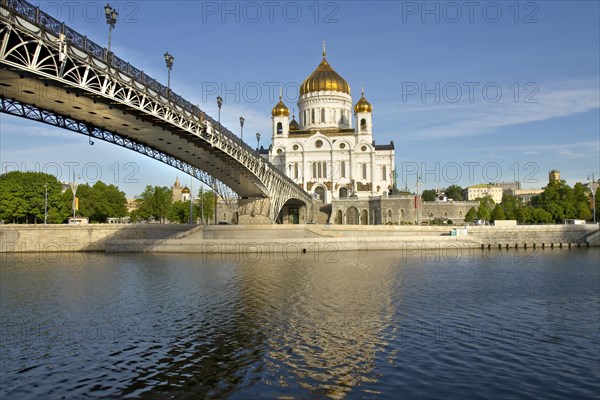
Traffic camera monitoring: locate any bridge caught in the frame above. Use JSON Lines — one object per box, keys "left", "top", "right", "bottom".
{"left": 0, "top": 0, "right": 314, "bottom": 223}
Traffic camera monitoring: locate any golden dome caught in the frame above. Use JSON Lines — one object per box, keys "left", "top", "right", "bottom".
{"left": 354, "top": 89, "right": 372, "bottom": 113}
{"left": 300, "top": 48, "right": 350, "bottom": 96}
{"left": 181, "top": 186, "right": 190, "bottom": 194}
{"left": 272, "top": 96, "right": 290, "bottom": 117}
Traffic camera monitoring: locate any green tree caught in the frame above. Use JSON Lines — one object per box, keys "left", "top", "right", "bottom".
{"left": 445, "top": 185, "right": 463, "bottom": 201}
{"left": 135, "top": 186, "right": 172, "bottom": 223}
{"left": 515, "top": 206, "right": 531, "bottom": 223}
{"left": 421, "top": 189, "right": 436, "bottom": 202}
{"left": 475, "top": 196, "right": 494, "bottom": 221}
{"left": 530, "top": 208, "right": 553, "bottom": 224}
{"left": 464, "top": 207, "right": 478, "bottom": 222}
{"left": 196, "top": 189, "right": 215, "bottom": 223}
{"left": 490, "top": 204, "right": 506, "bottom": 222}
{"left": 61, "top": 181, "right": 127, "bottom": 223}
{"left": 168, "top": 201, "right": 190, "bottom": 224}
{"left": 0, "top": 171, "right": 69, "bottom": 223}
{"left": 500, "top": 194, "right": 520, "bottom": 220}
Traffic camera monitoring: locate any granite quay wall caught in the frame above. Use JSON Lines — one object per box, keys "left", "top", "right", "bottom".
{"left": 1, "top": 223, "right": 598, "bottom": 254}
{"left": 0, "top": 224, "right": 192, "bottom": 253}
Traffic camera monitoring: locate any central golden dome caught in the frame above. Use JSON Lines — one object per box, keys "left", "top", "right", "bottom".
{"left": 300, "top": 49, "right": 350, "bottom": 96}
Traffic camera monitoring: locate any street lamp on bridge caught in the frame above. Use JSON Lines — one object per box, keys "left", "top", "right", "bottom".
{"left": 164, "top": 52, "right": 174, "bottom": 98}
{"left": 256, "top": 132, "right": 261, "bottom": 151}
{"left": 216, "top": 96, "right": 223, "bottom": 130}
{"left": 239, "top": 116, "right": 245, "bottom": 142}
{"left": 104, "top": 4, "right": 118, "bottom": 61}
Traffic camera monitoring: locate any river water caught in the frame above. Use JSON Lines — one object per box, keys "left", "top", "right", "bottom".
{"left": 1, "top": 248, "right": 599, "bottom": 399}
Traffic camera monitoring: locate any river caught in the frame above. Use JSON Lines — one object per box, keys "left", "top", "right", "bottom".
{"left": 1, "top": 248, "right": 598, "bottom": 399}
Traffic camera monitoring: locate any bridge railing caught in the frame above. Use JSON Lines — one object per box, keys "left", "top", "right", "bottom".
{"left": 2, "top": 0, "right": 305, "bottom": 194}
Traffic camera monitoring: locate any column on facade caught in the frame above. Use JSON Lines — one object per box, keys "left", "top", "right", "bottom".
{"left": 370, "top": 151, "right": 375, "bottom": 195}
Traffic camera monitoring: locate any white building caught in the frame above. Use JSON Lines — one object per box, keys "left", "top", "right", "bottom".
{"left": 265, "top": 46, "right": 395, "bottom": 205}
{"left": 464, "top": 184, "right": 503, "bottom": 204}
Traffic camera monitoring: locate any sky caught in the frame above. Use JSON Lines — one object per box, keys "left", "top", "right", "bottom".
{"left": 1, "top": 0, "right": 599, "bottom": 197}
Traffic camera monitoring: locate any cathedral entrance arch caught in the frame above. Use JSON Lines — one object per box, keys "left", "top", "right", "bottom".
{"left": 346, "top": 206, "right": 359, "bottom": 225}
{"left": 361, "top": 209, "right": 368, "bottom": 225}
{"left": 314, "top": 186, "right": 326, "bottom": 203}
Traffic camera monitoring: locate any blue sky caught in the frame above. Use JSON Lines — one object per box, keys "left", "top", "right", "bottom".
{"left": 1, "top": 0, "right": 599, "bottom": 197}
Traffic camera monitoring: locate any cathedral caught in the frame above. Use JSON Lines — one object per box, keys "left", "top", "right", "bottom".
{"left": 264, "top": 46, "right": 395, "bottom": 205}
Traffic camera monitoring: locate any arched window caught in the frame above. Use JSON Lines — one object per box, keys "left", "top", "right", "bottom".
{"left": 277, "top": 122, "right": 282, "bottom": 134}
{"left": 311, "top": 109, "right": 315, "bottom": 124}
{"left": 312, "top": 162, "right": 317, "bottom": 179}
{"left": 321, "top": 108, "right": 326, "bottom": 123}
{"left": 323, "top": 162, "right": 327, "bottom": 178}
{"left": 362, "top": 164, "right": 367, "bottom": 180}
{"left": 360, "top": 118, "right": 367, "bottom": 132}
{"left": 340, "top": 161, "right": 346, "bottom": 178}
{"left": 294, "top": 163, "right": 299, "bottom": 179}
{"left": 288, "top": 164, "right": 293, "bottom": 176}
{"left": 382, "top": 165, "right": 387, "bottom": 181}
{"left": 317, "top": 162, "right": 322, "bottom": 178}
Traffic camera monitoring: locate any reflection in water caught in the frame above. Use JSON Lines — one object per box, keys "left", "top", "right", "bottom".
{"left": 1, "top": 250, "right": 598, "bottom": 399}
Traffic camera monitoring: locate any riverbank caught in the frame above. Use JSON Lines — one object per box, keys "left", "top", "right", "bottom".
{"left": 1, "top": 223, "right": 598, "bottom": 253}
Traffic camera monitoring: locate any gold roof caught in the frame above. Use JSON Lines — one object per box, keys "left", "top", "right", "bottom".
{"left": 181, "top": 186, "right": 190, "bottom": 193}
{"left": 354, "top": 88, "right": 372, "bottom": 113}
{"left": 271, "top": 96, "right": 290, "bottom": 117}
{"left": 300, "top": 47, "right": 350, "bottom": 96}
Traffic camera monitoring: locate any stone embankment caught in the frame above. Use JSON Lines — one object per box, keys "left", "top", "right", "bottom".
{"left": 1, "top": 223, "right": 598, "bottom": 254}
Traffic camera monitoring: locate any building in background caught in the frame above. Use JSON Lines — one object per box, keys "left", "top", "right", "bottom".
{"left": 464, "top": 184, "right": 503, "bottom": 203}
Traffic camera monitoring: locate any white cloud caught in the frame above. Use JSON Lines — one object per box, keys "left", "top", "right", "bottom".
{"left": 378, "top": 80, "right": 600, "bottom": 139}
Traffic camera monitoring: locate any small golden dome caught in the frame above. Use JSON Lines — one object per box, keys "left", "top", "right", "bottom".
{"left": 300, "top": 47, "right": 350, "bottom": 96}
{"left": 354, "top": 89, "right": 372, "bottom": 113}
{"left": 271, "top": 96, "right": 290, "bottom": 117}
{"left": 181, "top": 186, "right": 190, "bottom": 194}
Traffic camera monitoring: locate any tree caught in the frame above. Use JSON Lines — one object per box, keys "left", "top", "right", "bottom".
{"left": 135, "top": 186, "right": 172, "bottom": 223}
{"left": 464, "top": 207, "right": 477, "bottom": 222}
{"left": 445, "top": 185, "right": 463, "bottom": 201}
{"left": 515, "top": 206, "right": 531, "bottom": 223}
{"left": 500, "top": 194, "right": 519, "bottom": 220}
{"left": 196, "top": 189, "right": 215, "bottom": 223}
{"left": 168, "top": 201, "right": 190, "bottom": 224}
{"left": 421, "top": 189, "right": 436, "bottom": 202}
{"left": 475, "top": 196, "right": 494, "bottom": 221}
{"left": 490, "top": 204, "right": 506, "bottom": 222}
{"left": 0, "top": 171, "right": 69, "bottom": 223}
{"left": 530, "top": 208, "right": 553, "bottom": 224}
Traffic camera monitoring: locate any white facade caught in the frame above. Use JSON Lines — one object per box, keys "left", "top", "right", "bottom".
{"left": 266, "top": 49, "right": 395, "bottom": 204}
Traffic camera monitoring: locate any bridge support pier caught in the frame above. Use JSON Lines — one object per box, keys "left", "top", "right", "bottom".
{"left": 238, "top": 198, "right": 274, "bottom": 224}
{"left": 237, "top": 198, "right": 315, "bottom": 225}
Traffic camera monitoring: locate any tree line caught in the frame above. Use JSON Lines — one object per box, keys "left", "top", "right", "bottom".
{"left": 463, "top": 181, "right": 598, "bottom": 224}
{"left": 0, "top": 171, "right": 216, "bottom": 224}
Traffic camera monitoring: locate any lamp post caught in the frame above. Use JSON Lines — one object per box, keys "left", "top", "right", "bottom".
{"left": 70, "top": 180, "right": 79, "bottom": 222}
{"left": 256, "top": 132, "right": 261, "bottom": 151}
{"left": 239, "top": 116, "right": 245, "bottom": 142}
{"left": 189, "top": 178, "right": 194, "bottom": 225}
{"left": 104, "top": 4, "right": 118, "bottom": 61}
{"left": 164, "top": 52, "right": 174, "bottom": 98}
{"left": 216, "top": 96, "right": 223, "bottom": 130}
{"left": 44, "top": 183, "right": 48, "bottom": 225}
{"left": 588, "top": 173, "right": 598, "bottom": 224}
